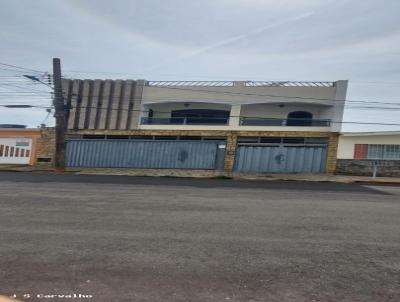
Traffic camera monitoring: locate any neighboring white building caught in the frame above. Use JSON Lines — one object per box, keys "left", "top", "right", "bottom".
{"left": 337, "top": 132, "right": 400, "bottom": 176}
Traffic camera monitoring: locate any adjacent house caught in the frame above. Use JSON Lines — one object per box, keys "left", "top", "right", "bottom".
{"left": 0, "top": 126, "right": 40, "bottom": 165}
{"left": 337, "top": 132, "right": 400, "bottom": 176}
{"left": 61, "top": 79, "right": 348, "bottom": 175}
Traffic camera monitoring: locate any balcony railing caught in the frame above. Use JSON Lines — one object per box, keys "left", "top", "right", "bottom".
{"left": 141, "top": 117, "right": 330, "bottom": 127}
{"left": 240, "top": 117, "right": 331, "bottom": 127}
{"left": 141, "top": 117, "right": 230, "bottom": 125}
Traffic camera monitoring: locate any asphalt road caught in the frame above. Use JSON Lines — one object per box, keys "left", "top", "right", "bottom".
{"left": 0, "top": 172, "right": 399, "bottom": 302}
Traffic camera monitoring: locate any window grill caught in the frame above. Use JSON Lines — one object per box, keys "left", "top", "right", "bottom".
{"left": 367, "top": 144, "right": 400, "bottom": 160}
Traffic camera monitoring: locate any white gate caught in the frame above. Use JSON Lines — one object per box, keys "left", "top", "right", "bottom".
{"left": 0, "top": 137, "right": 32, "bottom": 165}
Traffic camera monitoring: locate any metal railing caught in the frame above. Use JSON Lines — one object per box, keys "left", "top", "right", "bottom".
{"left": 141, "top": 117, "right": 230, "bottom": 125}
{"left": 239, "top": 117, "right": 331, "bottom": 127}
{"left": 245, "top": 81, "right": 335, "bottom": 87}
{"left": 147, "top": 81, "right": 335, "bottom": 87}
{"left": 147, "top": 81, "right": 233, "bottom": 86}
{"left": 141, "top": 116, "right": 330, "bottom": 127}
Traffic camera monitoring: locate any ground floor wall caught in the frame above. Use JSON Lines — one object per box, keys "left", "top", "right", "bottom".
{"left": 336, "top": 159, "right": 400, "bottom": 177}
{"left": 66, "top": 129, "right": 339, "bottom": 174}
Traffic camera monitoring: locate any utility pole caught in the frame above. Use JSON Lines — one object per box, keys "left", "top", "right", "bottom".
{"left": 52, "top": 58, "right": 66, "bottom": 171}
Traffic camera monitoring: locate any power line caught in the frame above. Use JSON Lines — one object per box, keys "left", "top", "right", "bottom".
{"left": 3, "top": 77, "right": 400, "bottom": 105}
{"left": 0, "top": 104, "right": 51, "bottom": 109}
{"left": 2, "top": 103, "right": 400, "bottom": 126}
{"left": 0, "top": 62, "right": 45, "bottom": 74}
{"left": 59, "top": 69, "right": 400, "bottom": 85}
{"left": 143, "top": 85, "right": 400, "bottom": 106}
{"left": 0, "top": 83, "right": 51, "bottom": 94}
{"left": 56, "top": 105, "right": 400, "bottom": 126}
{"left": 6, "top": 83, "right": 391, "bottom": 105}
{"left": 2, "top": 90, "right": 392, "bottom": 106}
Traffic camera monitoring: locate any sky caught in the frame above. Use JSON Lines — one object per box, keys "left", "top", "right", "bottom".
{"left": 0, "top": 0, "right": 400, "bottom": 132}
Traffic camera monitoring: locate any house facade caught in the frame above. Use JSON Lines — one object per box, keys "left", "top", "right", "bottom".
{"left": 61, "top": 79, "right": 348, "bottom": 175}
{"left": 0, "top": 128, "right": 40, "bottom": 165}
{"left": 337, "top": 132, "right": 400, "bottom": 176}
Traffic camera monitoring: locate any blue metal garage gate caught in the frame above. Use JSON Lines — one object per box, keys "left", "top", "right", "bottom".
{"left": 234, "top": 138, "right": 327, "bottom": 173}
{"left": 66, "top": 139, "right": 225, "bottom": 169}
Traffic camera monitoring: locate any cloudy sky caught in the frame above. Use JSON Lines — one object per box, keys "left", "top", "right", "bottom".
{"left": 0, "top": 0, "right": 399, "bottom": 131}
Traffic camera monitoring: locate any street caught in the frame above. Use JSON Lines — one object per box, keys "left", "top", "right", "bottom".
{"left": 0, "top": 172, "right": 399, "bottom": 302}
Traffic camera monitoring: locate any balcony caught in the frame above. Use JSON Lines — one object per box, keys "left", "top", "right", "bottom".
{"left": 240, "top": 117, "right": 331, "bottom": 127}
{"left": 141, "top": 117, "right": 230, "bottom": 125}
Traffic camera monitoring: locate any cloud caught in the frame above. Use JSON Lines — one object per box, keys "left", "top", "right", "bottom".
{"left": 0, "top": 0, "right": 400, "bottom": 130}
{"left": 147, "top": 11, "right": 315, "bottom": 71}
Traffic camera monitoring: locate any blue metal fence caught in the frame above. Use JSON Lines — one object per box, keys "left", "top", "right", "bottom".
{"left": 66, "top": 140, "right": 224, "bottom": 169}
{"left": 235, "top": 144, "right": 327, "bottom": 173}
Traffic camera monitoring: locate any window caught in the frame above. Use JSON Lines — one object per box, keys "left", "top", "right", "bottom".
{"left": 107, "top": 135, "right": 129, "bottom": 140}
{"left": 178, "top": 136, "right": 202, "bottom": 141}
{"left": 82, "top": 135, "right": 106, "bottom": 139}
{"left": 171, "top": 109, "right": 229, "bottom": 125}
{"left": 355, "top": 144, "right": 400, "bottom": 160}
{"left": 287, "top": 111, "right": 313, "bottom": 126}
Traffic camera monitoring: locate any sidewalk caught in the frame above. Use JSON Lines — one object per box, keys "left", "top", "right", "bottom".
{"left": 1, "top": 164, "right": 399, "bottom": 185}
{"left": 233, "top": 172, "right": 400, "bottom": 185}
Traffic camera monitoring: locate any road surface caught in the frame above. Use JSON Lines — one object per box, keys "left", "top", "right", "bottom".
{"left": 0, "top": 172, "right": 399, "bottom": 301}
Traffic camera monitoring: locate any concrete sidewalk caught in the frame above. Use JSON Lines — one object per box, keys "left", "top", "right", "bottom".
{"left": 234, "top": 172, "right": 400, "bottom": 184}
{"left": 1, "top": 164, "right": 399, "bottom": 185}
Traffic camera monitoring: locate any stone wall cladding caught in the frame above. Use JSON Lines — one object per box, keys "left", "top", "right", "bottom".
{"left": 326, "top": 134, "right": 339, "bottom": 174}
{"left": 67, "top": 168, "right": 229, "bottom": 178}
{"left": 336, "top": 159, "right": 400, "bottom": 177}
{"left": 35, "top": 128, "right": 55, "bottom": 166}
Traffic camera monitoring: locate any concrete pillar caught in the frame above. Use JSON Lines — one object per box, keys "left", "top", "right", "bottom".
{"left": 331, "top": 80, "right": 348, "bottom": 132}
{"left": 119, "top": 80, "right": 134, "bottom": 130}
{"left": 129, "top": 79, "right": 146, "bottom": 129}
{"left": 98, "top": 80, "right": 112, "bottom": 130}
{"left": 68, "top": 79, "right": 82, "bottom": 130}
{"left": 108, "top": 80, "right": 123, "bottom": 130}
{"left": 78, "top": 80, "right": 92, "bottom": 129}
{"left": 229, "top": 104, "right": 241, "bottom": 127}
{"left": 224, "top": 132, "right": 238, "bottom": 175}
{"left": 88, "top": 80, "right": 102, "bottom": 129}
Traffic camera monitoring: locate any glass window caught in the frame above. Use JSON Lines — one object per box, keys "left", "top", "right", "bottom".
{"left": 367, "top": 144, "right": 400, "bottom": 160}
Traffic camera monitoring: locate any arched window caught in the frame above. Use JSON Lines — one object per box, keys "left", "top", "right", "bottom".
{"left": 287, "top": 111, "right": 313, "bottom": 126}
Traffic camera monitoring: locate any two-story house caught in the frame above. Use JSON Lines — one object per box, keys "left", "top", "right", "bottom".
{"left": 62, "top": 79, "right": 347, "bottom": 175}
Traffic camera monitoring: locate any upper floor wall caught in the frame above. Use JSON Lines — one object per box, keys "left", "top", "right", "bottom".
{"left": 62, "top": 79, "right": 347, "bottom": 132}
{"left": 143, "top": 81, "right": 338, "bottom": 106}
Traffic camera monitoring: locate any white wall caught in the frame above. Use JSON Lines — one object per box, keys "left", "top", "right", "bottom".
{"left": 141, "top": 82, "right": 347, "bottom": 128}
{"left": 0, "top": 137, "right": 32, "bottom": 164}
{"left": 338, "top": 134, "right": 400, "bottom": 159}
{"left": 144, "top": 102, "right": 230, "bottom": 118}
{"left": 142, "top": 85, "right": 337, "bottom": 106}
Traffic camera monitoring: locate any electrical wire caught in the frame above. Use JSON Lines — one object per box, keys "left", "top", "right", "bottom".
{"left": 2, "top": 75, "right": 400, "bottom": 105}
{"left": 1, "top": 103, "right": 400, "bottom": 126}
{"left": 0, "top": 62, "right": 46, "bottom": 74}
